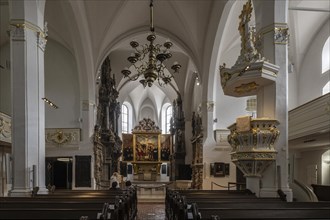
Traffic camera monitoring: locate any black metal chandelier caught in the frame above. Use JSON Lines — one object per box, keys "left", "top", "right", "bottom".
{"left": 121, "top": 0, "right": 181, "bottom": 88}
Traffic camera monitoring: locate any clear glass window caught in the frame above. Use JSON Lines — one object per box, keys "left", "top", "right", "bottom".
{"left": 165, "top": 105, "right": 172, "bottom": 134}
{"left": 122, "top": 104, "right": 128, "bottom": 133}
{"left": 322, "top": 37, "right": 330, "bottom": 74}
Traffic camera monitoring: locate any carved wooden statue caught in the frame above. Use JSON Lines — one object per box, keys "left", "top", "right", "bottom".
{"left": 191, "top": 111, "right": 203, "bottom": 189}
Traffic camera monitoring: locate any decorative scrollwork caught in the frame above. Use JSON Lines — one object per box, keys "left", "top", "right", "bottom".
{"left": 0, "top": 113, "right": 11, "bottom": 143}
{"left": 274, "top": 26, "right": 289, "bottom": 44}
{"left": 228, "top": 118, "right": 280, "bottom": 177}
{"left": 45, "top": 128, "right": 79, "bottom": 147}
{"left": 133, "top": 118, "right": 161, "bottom": 133}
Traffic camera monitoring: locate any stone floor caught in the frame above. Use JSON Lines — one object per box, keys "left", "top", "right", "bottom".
{"left": 136, "top": 203, "right": 166, "bottom": 220}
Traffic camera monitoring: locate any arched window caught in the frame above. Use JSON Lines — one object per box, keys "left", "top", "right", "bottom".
{"left": 322, "top": 37, "right": 330, "bottom": 74}
{"left": 323, "top": 81, "right": 330, "bottom": 95}
{"left": 165, "top": 105, "right": 172, "bottom": 134}
{"left": 121, "top": 104, "right": 128, "bottom": 133}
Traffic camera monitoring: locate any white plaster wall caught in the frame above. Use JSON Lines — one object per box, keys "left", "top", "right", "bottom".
{"left": 139, "top": 98, "right": 157, "bottom": 123}
{"left": 202, "top": 2, "right": 249, "bottom": 188}
{"left": 0, "top": 43, "right": 11, "bottom": 115}
{"left": 203, "top": 145, "right": 236, "bottom": 190}
{"left": 298, "top": 20, "right": 330, "bottom": 106}
{"left": 44, "top": 39, "right": 80, "bottom": 128}
{"left": 44, "top": 39, "right": 94, "bottom": 189}
{"left": 288, "top": 69, "right": 298, "bottom": 111}
{"left": 294, "top": 149, "right": 328, "bottom": 186}
{"left": 214, "top": 43, "right": 248, "bottom": 130}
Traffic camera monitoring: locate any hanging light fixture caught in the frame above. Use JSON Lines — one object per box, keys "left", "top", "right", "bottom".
{"left": 121, "top": 0, "right": 181, "bottom": 88}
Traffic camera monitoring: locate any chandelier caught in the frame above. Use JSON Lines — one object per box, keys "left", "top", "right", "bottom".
{"left": 121, "top": 0, "right": 181, "bottom": 88}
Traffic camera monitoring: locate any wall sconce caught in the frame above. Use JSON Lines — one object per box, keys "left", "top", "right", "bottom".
{"left": 42, "top": 97, "right": 59, "bottom": 109}
{"left": 195, "top": 71, "right": 200, "bottom": 86}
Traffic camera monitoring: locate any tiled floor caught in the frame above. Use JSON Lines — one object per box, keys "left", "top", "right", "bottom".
{"left": 136, "top": 203, "right": 166, "bottom": 220}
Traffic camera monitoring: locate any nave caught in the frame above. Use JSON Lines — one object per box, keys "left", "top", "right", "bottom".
{"left": 137, "top": 203, "right": 165, "bottom": 220}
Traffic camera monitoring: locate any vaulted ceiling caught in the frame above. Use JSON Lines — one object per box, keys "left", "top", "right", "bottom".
{"left": 0, "top": 0, "right": 329, "bottom": 118}
{"left": 0, "top": 0, "right": 329, "bottom": 152}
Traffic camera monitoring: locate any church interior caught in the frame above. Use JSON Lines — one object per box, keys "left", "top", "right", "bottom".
{"left": 0, "top": 0, "right": 329, "bottom": 219}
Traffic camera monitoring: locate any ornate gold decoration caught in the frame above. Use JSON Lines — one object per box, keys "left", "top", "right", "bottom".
{"left": 234, "top": 82, "right": 259, "bottom": 94}
{"left": 9, "top": 20, "right": 48, "bottom": 50}
{"left": 0, "top": 112, "right": 11, "bottom": 143}
{"left": 219, "top": 0, "right": 279, "bottom": 97}
{"left": 133, "top": 118, "right": 161, "bottom": 133}
{"left": 236, "top": 0, "right": 262, "bottom": 67}
{"left": 228, "top": 118, "right": 280, "bottom": 177}
{"left": 45, "top": 128, "right": 80, "bottom": 147}
{"left": 274, "top": 25, "right": 289, "bottom": 44}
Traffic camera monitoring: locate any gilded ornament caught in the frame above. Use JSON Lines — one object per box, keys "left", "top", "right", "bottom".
{"left": 228, "top": 118, "right": 280, "bottom": 177}
{"left": 234, "top": 82, "right": 259, "bottom": 94}
{"left": 274, "top": 26, "right": 289, "bottom": 44}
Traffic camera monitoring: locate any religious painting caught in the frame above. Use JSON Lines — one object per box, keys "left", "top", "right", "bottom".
{"left": 135, "top": 134, "right": 159, "bottom": 161}
{"left": 122, "top": 134, "right": 134, "bottom": 161}
{"left": 214, "top": 162, "right": 226, "bottom": 177}
{"left": 161, "top": 134, "right": 171, "bottom": 161}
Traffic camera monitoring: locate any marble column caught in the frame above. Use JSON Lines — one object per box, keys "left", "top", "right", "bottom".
{"left": 9, "top": 1, "right": 47, "bottom": 196}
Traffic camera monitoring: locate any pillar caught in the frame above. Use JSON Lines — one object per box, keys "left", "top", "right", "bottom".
{"left": 8, "top": 0, "right": 47, "bottom": 196}
{"left": 254, "top": 0, "right": 292, "bottom": 201}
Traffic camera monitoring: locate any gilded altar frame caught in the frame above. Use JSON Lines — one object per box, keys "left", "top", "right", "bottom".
{"left": 133, "top": 132, "right": 161, "bottom": 162}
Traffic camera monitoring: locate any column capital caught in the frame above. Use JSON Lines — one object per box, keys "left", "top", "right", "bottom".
{"left": 9, "top": 20, "right": 48, "bottom": 48}
{"left": 257, "top": 23, "right": 290, "bottom": 45}
{"left": 9, "top": 24, "right": 26, "bottom": 41}
{"left": 37, "top": 32, "right": 47, "bottom": 51}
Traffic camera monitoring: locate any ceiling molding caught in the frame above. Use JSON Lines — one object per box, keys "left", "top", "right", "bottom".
{"left": 289, "top": 7, "right": 330, "bottom": 13}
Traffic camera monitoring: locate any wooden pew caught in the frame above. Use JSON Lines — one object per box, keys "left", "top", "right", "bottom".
{"left": 194, "top": 206, "right": 330, "bottom": 220}
{"left": 311, "top": 184, "right": 330, "bottom": 201}
{"left": 166, "top": 188, "right": 330, "bottom": 220}
{"left": 0, "top": 188, "right": 137, "bottom": 220}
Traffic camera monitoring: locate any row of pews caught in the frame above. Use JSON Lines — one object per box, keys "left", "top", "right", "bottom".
{"left": 0, "top": 188, "right": 137, "bottom": 220}
{"left": 165, "top": 188, "right": 330, "bottom": 220}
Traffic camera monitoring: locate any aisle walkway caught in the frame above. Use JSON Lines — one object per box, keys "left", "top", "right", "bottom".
{"left": 136, "top": 203, "right": 165, "bottom": 220}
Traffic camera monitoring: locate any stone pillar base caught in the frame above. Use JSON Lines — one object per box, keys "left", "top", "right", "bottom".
{"left": 37, "top": 186, "right": 49, "bottom": 195}
{"left": 8, "top": 188, "right": 32, "bottom": 197}
{"left": 246, "top": 177, "right": 260, "bottom": 196}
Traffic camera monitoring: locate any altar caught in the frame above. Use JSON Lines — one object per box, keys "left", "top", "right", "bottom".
{"left": 132, "top": 161, "right": 162, "bottom": 181}
{"left": 121, "top": 118, "right": 172, "bottom": 182}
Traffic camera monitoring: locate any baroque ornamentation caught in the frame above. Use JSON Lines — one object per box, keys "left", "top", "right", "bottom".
{"left": 219, "top": 0, "right": 279, "bottom": 97}
{"left": 274, "top": 26, "right": 289, "bottom": 44}
{"left": 133, "top": 118, "right": 161, "bottom": 133}
{"left": 37, "top": 32, "right": 47, "bottom": 51}
{"left": 191, "top": 111, "right": 203, "bottom": 189}
{"left": 93, "top": 56, "right": 122, "bottom": 187}
{"left": 234, "top": 82, "right": 259, "bottom": 94}
{"left": 45, "top": 128, "right": 80, "bottom": 147}
{"left": 0, "top": 112, "right": 11, "bottom": 143}
{"left": 227, "top": 118, "right": 280, "bottom": 177}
